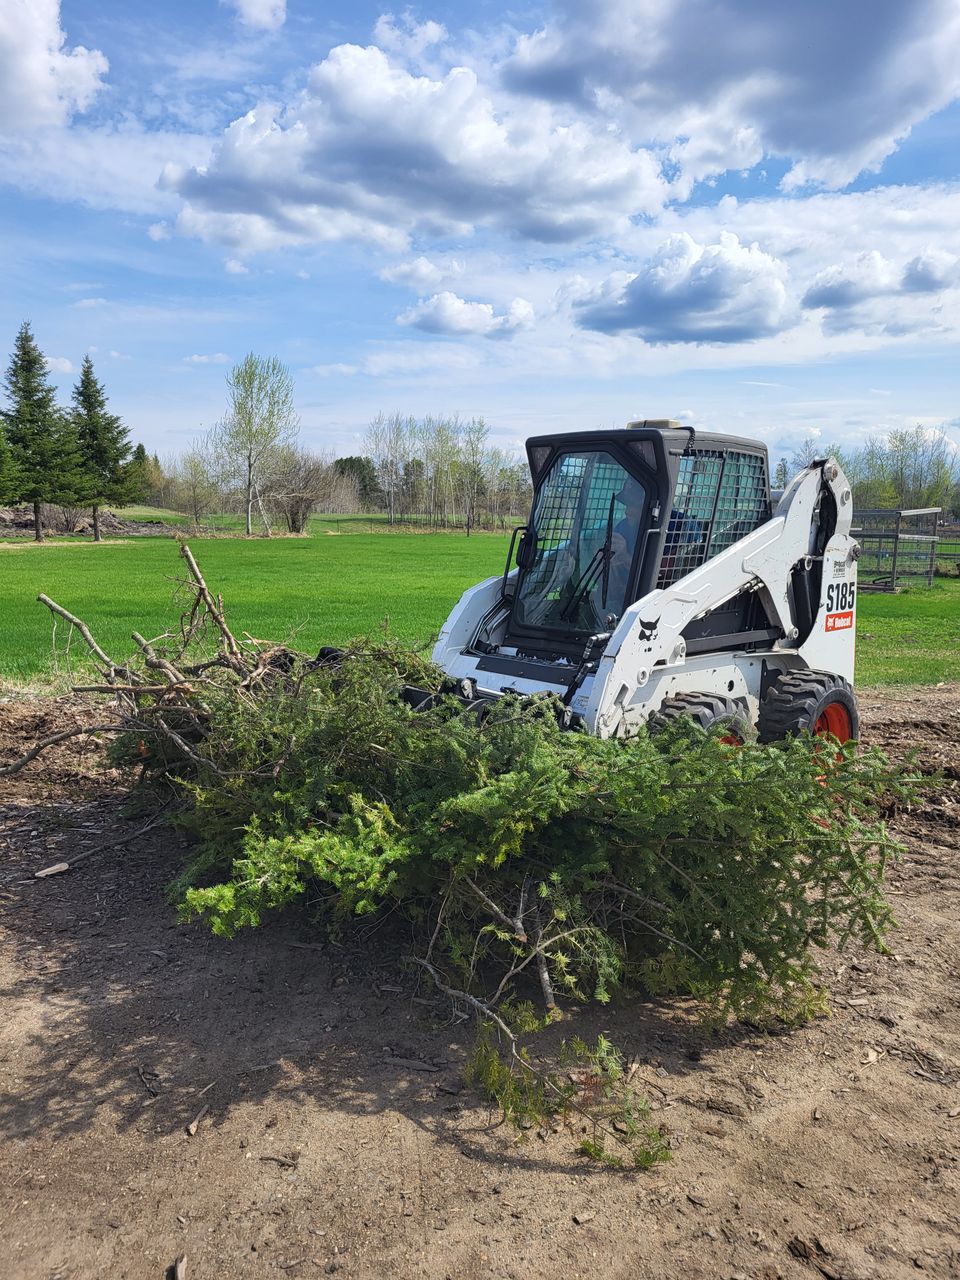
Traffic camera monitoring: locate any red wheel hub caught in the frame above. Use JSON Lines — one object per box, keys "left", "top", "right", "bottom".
{"left": 813, "top": 702, "right": 852, "bottom": 742}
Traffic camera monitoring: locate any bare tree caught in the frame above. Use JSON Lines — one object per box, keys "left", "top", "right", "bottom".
{"left": 170, "top": 438, "right": 221, "bottom": 533}
{"left": 214, "top": 354, "right": 299, "bottom": 536}
{"left": 457, "top": 417, "right": 488, "bottom": 536}
{"left": 365, "top": 412, "right": 408, "bottom": 525}
{"left": 265, "top": 446, "right": 359, "bottom": 532}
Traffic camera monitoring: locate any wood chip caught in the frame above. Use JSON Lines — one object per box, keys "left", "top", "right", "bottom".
{"left": 173, "top": 1255, "right": 187, "bottom": 1280}
{"left": 185, "top": 1104, "right": 209, "bottom": 1136}
{"left": 35, "top": 862, "right": 70, "bottom": 879}
{"left": 948, "top": 1106, "right": 960, "bottom": 1118}
{"left": 572, "top": 1211, "right": 596, "bottom": 1225}
{"left": 689, "top": 1097, "right": 747, "bottom": 1119}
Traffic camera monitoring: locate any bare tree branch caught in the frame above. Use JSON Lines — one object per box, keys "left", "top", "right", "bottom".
{"left": 0, "top": 723, "right": 118, "bottom": 777}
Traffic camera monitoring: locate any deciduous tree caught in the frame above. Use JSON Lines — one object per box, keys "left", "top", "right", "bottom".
{"left": 214, "top": 354, "right": 299, "bottom": 535}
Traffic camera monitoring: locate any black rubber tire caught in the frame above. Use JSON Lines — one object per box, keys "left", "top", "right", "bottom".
{"left": 757, "top": 671, "right": 859, "bottom": 743}
{"left": 650, "top": 693, "right": 754, "bottom": 743}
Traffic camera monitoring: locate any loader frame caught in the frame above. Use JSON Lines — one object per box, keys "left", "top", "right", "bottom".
{"left": 432, "top": 425, "right": 858, "bottom": 740}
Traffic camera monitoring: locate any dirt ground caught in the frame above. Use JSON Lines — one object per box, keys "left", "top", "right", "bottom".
{"left": 0, "top": 688, "right": 957, "bottom": 1280}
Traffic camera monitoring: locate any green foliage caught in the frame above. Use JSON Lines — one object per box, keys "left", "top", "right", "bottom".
{"left": 0, "top": 419, "right": 19, "bottom": 504}
{"left": 118, "top": 635, "right": 917, "bottom": 1026}
{"left": 334, "top": 455, "right": 381, "bottom": 507}
{"left": 71, "top": 355, "right": 134, "bottom": 513}
{"left": 466, "top": 1027, "right": 670, "bottom": 1170}
{"left": 4, "top": 321, "right": 85, "bottom": 511}
{"left": 464, "top": 1028, "right": 565, "bottom": 1129}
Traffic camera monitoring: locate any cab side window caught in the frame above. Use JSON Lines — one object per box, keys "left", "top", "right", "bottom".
{"left": 658, "top": 449, "right": 770, "bottom": 588}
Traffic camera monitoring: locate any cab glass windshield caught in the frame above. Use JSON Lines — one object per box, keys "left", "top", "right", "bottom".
{"left": 512, "top": 451, "right": 646, "bottom": 634}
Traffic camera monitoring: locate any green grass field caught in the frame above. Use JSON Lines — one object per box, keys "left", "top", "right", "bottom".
{"left": 0, "top": 533, "right": 956, "bottom": 685}
{"left": 0, "top": 533, "right": 510, "bottom": 682}
{"left": 111, "top": 507, "right": 499, "bottom": 536}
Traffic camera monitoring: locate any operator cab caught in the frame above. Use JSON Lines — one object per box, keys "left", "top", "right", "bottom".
{"left": 472, "top": 422, "right": 775, "bottom": 669}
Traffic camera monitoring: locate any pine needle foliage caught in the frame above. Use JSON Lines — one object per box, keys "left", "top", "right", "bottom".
{"left": 465, "top": 1028, "right": 670, "bottom": 1169}
{"left": 27, "top": 545, "right": 913, "bottom": 1028}
{"left": 107, "top": 637, "right": 916, "bottom": 1026}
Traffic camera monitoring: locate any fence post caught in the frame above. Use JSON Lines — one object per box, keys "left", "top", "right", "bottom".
{"left": 890, "top": 511, "right": 902, "bottom": 590}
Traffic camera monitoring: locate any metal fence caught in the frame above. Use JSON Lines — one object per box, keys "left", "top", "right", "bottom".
{"left": 851, "top": 508, "right": 941, "bottom": 591}
{"left": 937, "top": 523, "right": 960, "bottom": 574}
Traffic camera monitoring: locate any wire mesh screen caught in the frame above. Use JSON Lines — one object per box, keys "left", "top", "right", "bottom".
{"left": 708, "top": 453, "right": 770, "bottom": 556}
{"left": 531, "top": 453, "right": 586, "bottom": 554}
{"left": 658, "top": 450, "right": 770, "bottom": 588}
{"left": 513, "top": 451, "right": 642, "bottom": 631}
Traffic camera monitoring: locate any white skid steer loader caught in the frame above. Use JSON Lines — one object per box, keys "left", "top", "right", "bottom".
{"left": 426, "top": 420, "right": 860, "bottom": 742}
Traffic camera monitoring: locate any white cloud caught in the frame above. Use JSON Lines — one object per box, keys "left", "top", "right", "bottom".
{"left": 574, "top": 232, "right": 793, "bottom": 344}
{"left": 503, "top": 0, "right": 960, "bottom": 192}
{"left": 148, "top": 221, "right": 172, "bottom": 241}
{"left": 397, "top": 292, "right": 535, "bottom": 338}
{"left": 224, "top": 257, "right": 249, "bottom": 274}
{"left": 901, "top": 250, "right": 960, "bottom": 293}
{"left": 360, "top": 343, "right": 482, "bottom": 377}
{"left": 310, "top": 362, "right": 360, "bottom": 376}
{"left": 379, "top": 256, "right": 463, "bottom": 290}
{"left": 1, "top": 123, "right": 212, "bottom": 215}
{"left": 45, "top": 355, "right": 75, "bottom": 374}
{"left": 801, "top": 245, "right": 960, "bottom": 334}
{"left": 221, "top": 0, "right": 285, "bottom": 31}
{"left": 72, "top": 296, "right": 108, "bottom": 308}
{"left": 165, "top": 42, "right": 667, "bottom": 254}
{"left": 0, "top": 0, "right": 107, "bottom": 133}
{"left": 802, "top": 252, "right": 899, "bottom": 309}
{"left": 184, "top": 352, "right": 231, "bottom": 364}
{"left": 372, "top": 14, "right": 447, "bottom": 64}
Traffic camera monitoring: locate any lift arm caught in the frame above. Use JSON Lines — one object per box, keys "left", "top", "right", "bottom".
{"left": 582, "top": 460, "right": 857, "bottom": 737}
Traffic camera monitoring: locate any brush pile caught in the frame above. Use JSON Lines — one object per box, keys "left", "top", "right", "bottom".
{"left": 5, "top": 543, "right": 917, "bottom": 1028}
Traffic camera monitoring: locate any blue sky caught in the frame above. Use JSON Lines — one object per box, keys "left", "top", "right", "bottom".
{"left": 2, "top": 0, "right": 959, "bottom": 465}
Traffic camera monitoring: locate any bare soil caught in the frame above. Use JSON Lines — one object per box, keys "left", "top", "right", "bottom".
{"left": 1, "top": 688, "right": 958, "bottom": 1280}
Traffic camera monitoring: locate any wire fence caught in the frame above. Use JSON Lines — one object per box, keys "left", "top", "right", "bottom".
{"left": 851, "top": 508, "right": 941, "bottom": 590}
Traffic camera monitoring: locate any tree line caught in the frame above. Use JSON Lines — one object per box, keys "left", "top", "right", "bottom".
{"left": 0, "top": 321, "right": 148, "bottom": 541}
{"left": 6, "top": 319, "right": 955, "bottom": 541}
{"left": 144, "top": 410, "right": 534, "bottom": 535}
{"left": 776, "top": 429, "right": 960, "bottom": 518}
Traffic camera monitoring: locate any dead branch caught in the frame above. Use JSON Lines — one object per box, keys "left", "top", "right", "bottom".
{"left": 178, "top": 544, "right": 245, "bottom": 667}
{"left": 0, "top": 723, "right": 118, "bottom": 778}
{"left": 131, "top": 632, "right": 187, "bottom": 686}
{"left": 72, "top": 683, "right": 187, "bottom": 695}
{"left": 530, "top": 901, "right": 557, "bottom": 1011}
{"left": 411, "top": 957, "right": 517, "bottom": 1044}
{"left": 465, "top": 876, "right": 528, "bottom": 941}
{"left": 37, "top": 593, "right": 127, "bottom": 679}
{"left": 34, "top": 806, "right": 173, "bottom": 878}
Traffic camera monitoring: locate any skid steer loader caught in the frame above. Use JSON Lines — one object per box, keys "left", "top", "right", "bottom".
{"left": 425, "top": 420, "right": 860, "bottom": 742}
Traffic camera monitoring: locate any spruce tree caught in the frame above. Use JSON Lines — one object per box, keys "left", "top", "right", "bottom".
{"left": 4, "top": 322, "right": 83, "bottom": 541}
{"left": 126, "top": 443, "right": 152, "bottom": 505}
{"left": 0, "top": 418, "right": 18, "bottom": 504}
{"left": 71, "top": 354, "right": 133, "bottom": 541}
